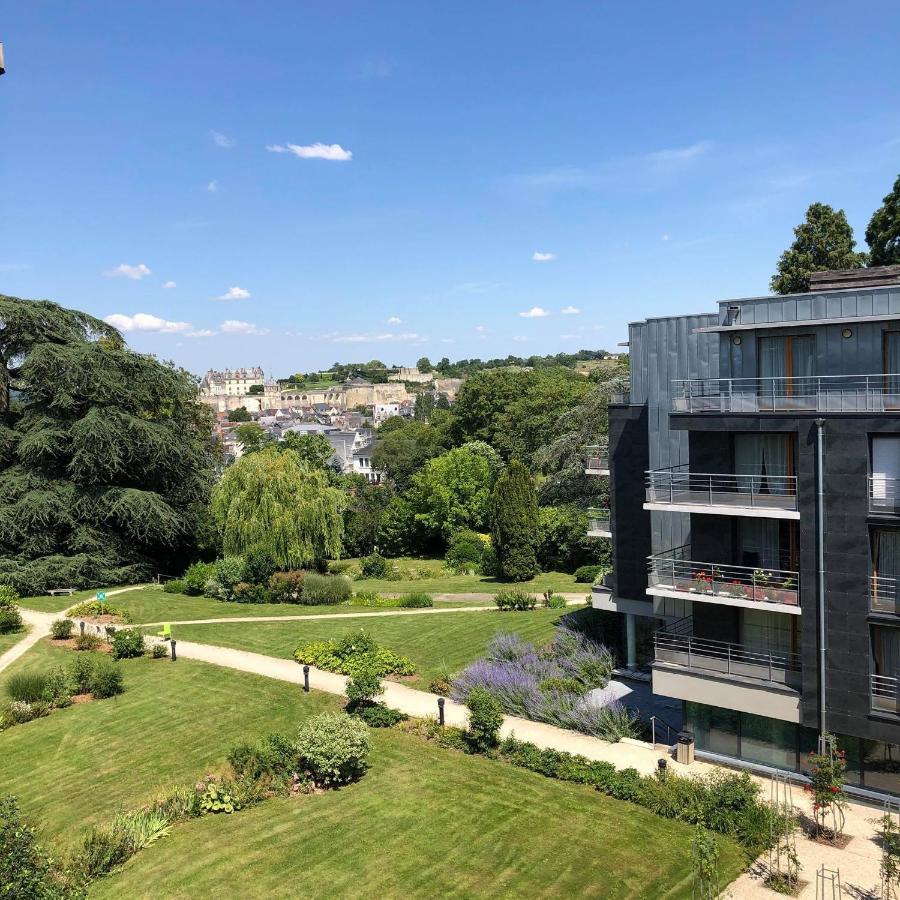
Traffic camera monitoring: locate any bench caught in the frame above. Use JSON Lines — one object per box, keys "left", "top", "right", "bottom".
{"left": 48, "top": 588, "right": 77, "bottom": 596}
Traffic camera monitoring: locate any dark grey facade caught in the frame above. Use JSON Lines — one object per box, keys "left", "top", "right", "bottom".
{"left": 598, "top": 272, "right": 900, "bottom": 796}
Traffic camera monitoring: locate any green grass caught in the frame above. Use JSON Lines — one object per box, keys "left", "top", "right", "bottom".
{"left": 0, "top": 627, "right": 28, "bottom": 656}
{"left": 16, "top": 587, "right": 130, "bottom": 613}
{"left": 2, "top": 638, "right": 746, "bottom": 898}
{"left": 158, "top": 606, "right": 594, "bottom": 688}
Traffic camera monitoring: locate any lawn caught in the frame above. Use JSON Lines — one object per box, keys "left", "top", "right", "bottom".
{"left": 0, "top": 641, "right": 745, "bottom": 899}
{"left": 159, "top": 606, "right": 595, "bottom": 688}
{"left": 0, "top": 626, "right": 28, "bottom": 656}
{"left": 17, "top": 587, "right": 124, "bottom": 613}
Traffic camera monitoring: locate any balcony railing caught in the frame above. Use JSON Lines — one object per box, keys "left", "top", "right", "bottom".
{"left": 869, "top": 476, "right": 900, "bottom": 515}
{"left": 585, "top": 445, "right": 609, "bottom": 475}
{"left": 646, "top": 465, "right": 797, "bottom": 512}
{"left": 872, "top": 674, "right": 900, "bottom": 715}
{"left": 871, "top": 574, "right": 900, "bottom": 615}
{"left": 672, "top": 373, "right": 900, "bottom": 414}
{"left": 586, "top": 507, "right": 611, "bottom": 537}
{"left": 648, "top": 547, "right": 799, "bottom": 607}
{"left": 654, "top": 624, "right": 801, "bottom": 688}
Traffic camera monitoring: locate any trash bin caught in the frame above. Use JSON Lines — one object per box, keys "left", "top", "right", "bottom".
{"left": 676, "top": 730, "right": 695, "bottom": 765}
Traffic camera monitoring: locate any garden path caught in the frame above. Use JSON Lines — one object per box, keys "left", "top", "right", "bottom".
{"left": 135, "top": 596, "right": 587, "bottom": 627}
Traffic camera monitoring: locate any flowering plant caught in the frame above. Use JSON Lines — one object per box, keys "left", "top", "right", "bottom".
{"left": 804, "top": 734, "right": 847, "bottom": 837}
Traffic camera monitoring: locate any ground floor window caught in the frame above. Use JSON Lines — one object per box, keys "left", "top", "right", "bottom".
{"left": 684, "top": 702, "right": 893, "bottom": 793}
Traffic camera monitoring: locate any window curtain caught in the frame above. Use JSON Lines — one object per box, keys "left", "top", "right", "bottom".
{"left": 734, "top": 434, "right": 790, "bottom": 495}
{"left": 791, "top": 335, "right": 816, "bottom": 396}
{"left": 741, "top": 609, "right": 793, "bottom": 656}
{"left": 734, "top": 434, "right": 764, "bottom": 493}
{"left": 758, "top": 337, "right": 787, "bottom": 399}
{"left": 739, "top": 518, "right": 781, "bottom": 569}
{"left": 875, "top": 530, "right": 900, "bottom": 604}
{"left": 872, "top": 626, "right": 900, "bottom": 678}
{"left": 886, "top": 333, "right": 900, "bottom": 396}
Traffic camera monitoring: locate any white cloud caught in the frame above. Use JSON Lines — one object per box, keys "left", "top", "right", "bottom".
{"left": 519, "top": 306, "right": 549, "bottom": 318}
{"left": 475, "top": 325, "right": 489, "bottom": 333}
{"left": 512, "top": 335, "right": 528, "bottom": 342}
{"left": 104, "top": 312, "right": 191, "bottom": 334}
{"left": 331, "top": 331, "right": 423, "bottom": 344}
{"left": 560, "top": 305, "right": 581, "bottom": 315}
{"left": 103, "top": 263, "right": 151, "bottom": 280}
{"left": 532, "top": 251, "right": 556, "bottom": 262}
{"left": 206, "top": 180, "right": 219, "bottom": 193}
{"left": 266, "top": 142, "right": 352, "bottom": 161}
{"left": 216, "top": 286, "right": 251, "bottom": 301}
{"left": 661, "top": 233, "right": 670, "bottom": 242}
{"left": 387, "top": 316, "right": 402, "bottom": 325}
{"left": 220, "top": 319, "right": 270, "bottom": 336}
{"left": 211, "top": 131, "right": 235, "bottom": 148}
{"left": 163, "top": 280, "right": 177, "bottom": 289}
{"left": 646, "top": 141, "right": 711, "bottom": 163}
{"left": 186, "top": 329, "right": 215, "bottom": 338}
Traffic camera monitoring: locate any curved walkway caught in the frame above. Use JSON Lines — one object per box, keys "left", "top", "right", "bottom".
{"left": 136, "top": 597, "right": 587, "bottom": 628}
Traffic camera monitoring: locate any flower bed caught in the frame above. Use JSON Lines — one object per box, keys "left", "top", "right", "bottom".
{"left": 293, "top": 628, "right": 415, "bottom": 678}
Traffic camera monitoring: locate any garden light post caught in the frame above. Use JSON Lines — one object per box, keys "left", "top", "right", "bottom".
{"left": 79, "top": 621, "right": 85, "bottom": 637}
{"left": 170, "top": 639, "right": 176, "bottom": 662}
{"left": 437, "top": 696, "right": 445, "bottom": 726}
{"left": 303, "top": 665, "right": 310, "bottom": 692}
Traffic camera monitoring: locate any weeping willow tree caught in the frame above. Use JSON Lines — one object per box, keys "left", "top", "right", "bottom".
{"left": 210, "top": 448, "right": 344, "bottom": 569}
{"left": 0, "top": 295, "right": 217, "bottom": 593}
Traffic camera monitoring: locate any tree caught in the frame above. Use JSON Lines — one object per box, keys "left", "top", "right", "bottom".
{"left": 210, "top": 448, "right": 343, "bottom": 569}
{"left": 537, "top": 505, "right": 610, "bottom": 572}
{"left": 228, "top": 406, "right": 251, "bottom": 422}
{"left": 416, "top": 356, "right": 433, "bottom": 373}
{"left": 279, "top": 431, "right": 333, "bottom": 469}
{"left": 408, "top": 442, "right": 501, "bottom": 544}
{"left": 371, "top": 417, "right": 452, "bottom": 490}
{"left": 343, "top": 480, "right": 394, "bottom": 557}
{"left": 414, "top": 392, "right": 435, "bottom": 421}
{"left": 489, "top": 459, "right": 539, "bottom": 581}
{"left": 234, "top": 422, "right": 270, "bottom": 454}
{"left": 771, "top": 202, "right": 867, "bottom": 294}
{"left": 0, "top": 295, "right": 216, "bottom": 594}
{"left": 247, "top": 384, "right": 264, "bottom": 395}
{"left": 866, "top": 174, "right": 900, "bottom": 266}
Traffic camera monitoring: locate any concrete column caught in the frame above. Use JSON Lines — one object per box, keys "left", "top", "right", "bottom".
{"left": 625, "top": 613, "right": 637, "bottom": 669}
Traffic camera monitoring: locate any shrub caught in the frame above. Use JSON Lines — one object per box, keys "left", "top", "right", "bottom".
{"left": 50, "top": 618, "right": 74, "bottom": 640}
{"left": 398, "top": 592, "right": 433, "bottom": 608}
{"left": 89, "top": 658, "right": 124, "bottom": 699}
{"left": 5, "top": 671, "right": 49, "bottom": 704}
{"left": 359, "top": 552, "right": 390, "bottom": 579}
{"left": 345, "top": 669, "right": 382, "bottom": 706}
{"left": 72, "top": 822, "right": 134, "bottom": 880}
{"left": 151, "top": 642, "right": 168, "bottom": 659}
{"left": 494, "top": 589, "right": 537, "bottom": 611}
{"left": 73, "top": 632, "right": 102, "bottom": 652}
{"left": 328, "top": 559, "right": 354, "bottom": 575}
{"left": 445, "top": 529, "right": 485, "bottom": 573}
{"left": 0, "top": 700, "right": 50, "bottom": 729}
{"left": 300, "top": 573, "right": 353, "bottom": 605}
{"left": 0, "top": 585, "right": 21, "bottom": 609}
{"left": 110, "top": 628, "right": 145, "bottom": 660}
{"left": 268, "top": 570, "right": 306, "bottom": 603}
{"left": 542, "top": 592, "right": 567, "bottom": 609}
{"left": 162, "top": 578, "right": 186, "bottom": 594}
{"left": 68, "top": 655, "right": 96, "bottom": 694}
{"left": 0, "top": 795, "right": 83, "bottom": 899}
{"left": 574, "top": 564, "right": 603, "bottom": 584}
{"left": 295, "top": 712, "right": 371, "bottom": 786}
{"left": 231, "top": 582, "right": 273, "bottom": 604}
{"left": 42, "top": 667, "right": 72, "bottom": 707}
{"left": 350, "top": 590, "right": 396, "bottom": 608}
{"left": 242, "top": 548, "right": 277, "bottom": 586}
{"left": 68, "top": 600, "right": 126, "bottom": 620}
{"left": 294, "top": 630, "right": 415, "bottom": 678}
{"left": 353, "top": 704, "right": 406, "bottom": 727}
{"left": 182, "top": 561, "right": 215, "bottom": 595}
{"left": 197, "top": 779, "right": 241, "bottom": 814}
{"left": 466, "top": 686, "right": 504, "bottom": 751}
{"left": 228, "top": 732, "right": 299, "bottom": 781}
{"left": 209, "top": 556, "right": 246, "bottom": 599}
{"left": 0, "top": 607, "right": 23, "bottom": 635}
{"left": 480, "top": 543, "right": 500, "bottom": 577}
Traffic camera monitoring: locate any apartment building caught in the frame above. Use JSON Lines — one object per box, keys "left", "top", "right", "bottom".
{"left": 593, "top": 265, "right": 900, "bottom": 798}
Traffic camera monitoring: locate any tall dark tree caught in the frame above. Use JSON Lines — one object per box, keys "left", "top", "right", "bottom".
{"left": 0, "top": 295, "right": 217, "bottom": 593}
{"left": 489, "top": 459, "right": 539, "bottom": 581}
{"left": 866, "top": 175, "right": 900, "bottom": 267}
{"left": 414, "top": 391, "right": 435, "bottom": 421}
{"left": 771, "top": 203, "right": 867, "bottom": 294}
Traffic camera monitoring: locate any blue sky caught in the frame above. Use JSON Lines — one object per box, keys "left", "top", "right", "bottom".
{"left": 2, "top": 2, "right": 898, "bottom": 378}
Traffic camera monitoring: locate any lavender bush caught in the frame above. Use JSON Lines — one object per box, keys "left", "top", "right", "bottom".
{"left": 451, "top": 628, "right": 639, "bottom": 742}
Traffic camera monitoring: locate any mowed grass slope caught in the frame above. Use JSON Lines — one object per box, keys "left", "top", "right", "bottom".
{"left": 17, "top": 587, "right": 126, "bottom": 613}
{"left": 164, "top": 607, "right": 591, "bottom": 688}
{"left": 0, "top": 627, "right": 28, "bottom": 656}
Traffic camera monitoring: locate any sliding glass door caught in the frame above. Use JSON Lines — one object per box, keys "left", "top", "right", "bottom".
{"left": 758, "top": 335, "right": 816, "bottom": 407}
{"left": 884, "top": 332, "right": 900, "bottom": 400}
{"left": 733, "top": 434, "right": 793, "bottom": 494}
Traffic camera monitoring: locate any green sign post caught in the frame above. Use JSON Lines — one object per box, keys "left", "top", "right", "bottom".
{"left": 96, "top": 591, "right": 107, "bottom": 602}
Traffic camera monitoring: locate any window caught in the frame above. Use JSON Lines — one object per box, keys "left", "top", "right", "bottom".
{"left": 872, "top": 624, "right": 900, "bottom": 679}
{"left": 884, "top": 332, "right": 900, "bottom": 396}
{"left": 872, "top": 529, "right": 900, "bottom": 611}
{"left": 733, "top": 434, "right": 793, "bottom": 495}
{"left": 872, "top": 437, "right": 900, "bottom": 512}
{"left": 757, "top": 335, "right": 816, "bottom": 402}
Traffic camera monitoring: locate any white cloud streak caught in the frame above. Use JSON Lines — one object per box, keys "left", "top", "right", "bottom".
{"left": 211, "top": 131, "right": 235, "bottom": 148}
{"left": 216, "top": 286, "right": 251, "bottom": 301}
{"left": 532, "top": 251, "right": 556, "bottom": 262}
{"left": 266, "top": 142, "right": 352, "bottom": 161}
{"left": 206, "top": 180, "right": 219, "bottom": 193}
{"left": 103, "top": 263, "right": 151, "bottom": 280}
{"left": 387, "top": 316, "right": 402, "bottom": 324}
{"left": 104, "top": 312, "right": 191, "bottom": 334}
{"left": 330, "top": 331, "right": 423, "bottom": 344}
{"left": 560, "top": 305, "right": 580, "bottom": 315}
{"left": 220, "top": 320, "right": 270, "bottom": 336}
{"left": 519, "top": 306, "right": 549, "bottom": 318}
{"left": 163, "top": 281, "right": 177, "bottom": 289}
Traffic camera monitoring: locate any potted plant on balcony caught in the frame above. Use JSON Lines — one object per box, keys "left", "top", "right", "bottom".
{"left": 690, "top": 570, "right": 711, "bottom": 594}
{"left": 752, "top": 569, "right": 771, "bottom": 602}
{"left": 764, "top": 575, "right": 798, "bottom": 606}
{"left": 723, "top": 580, "right": 748, "bottom": 599}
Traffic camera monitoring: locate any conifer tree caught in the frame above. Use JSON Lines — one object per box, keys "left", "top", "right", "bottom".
{"left": 866, "top": 174, "right": 900, "bottom": 267}
{"left": 489, "top": 459, "right": 539, "bottom": 581}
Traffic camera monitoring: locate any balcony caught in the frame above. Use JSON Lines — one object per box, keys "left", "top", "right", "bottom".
{"left": 872, "top": 674, "right": 900, "bottom": 715}
{"left": 869, "top": 476, "right": 900, "bottom": 516}
{"left": 647, "top": 547, "right": 800, "bottom": 614}
{"left": 585, "top": 444, "right": 609, "bottom": 476}
{"left": 654, "top": 625, "right": 802, "bottom": 689}
{"left": 586, "top": 507, "right": 612, "bottom": 538}
{"left": 672, "top": 373, "right": 900, "bottom": 414}
{"left": 871, "top": 574, "right": 900, "bottom": 615}
{"left": 645, "top": 466, "right": 799, "bottom": 519}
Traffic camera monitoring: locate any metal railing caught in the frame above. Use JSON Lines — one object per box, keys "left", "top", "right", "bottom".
{"left": 646, "top": 465, "right": 797, "bottom": 511}
{"left": 672, "top": 373, "right": 900, "bottom": 414}
{"left": 648, "top": 547, "right": 799, "bottom": 607}
{"left": 655, "top": 626, "right": 801, "bottom": 687}
{"left": 586, "top": 507, "right": 611, "bottom": 536}
{"left": 585, "top": 444, "right": 609, "bottom": 474}
{"left": 869, "top": 476, "right": 900, "bottom": 515}
{"left": 871, "top": 574, "right": 900, "bottom": 615}
{"left": 872, "top": 674, "right": 900, "bottom": 714}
